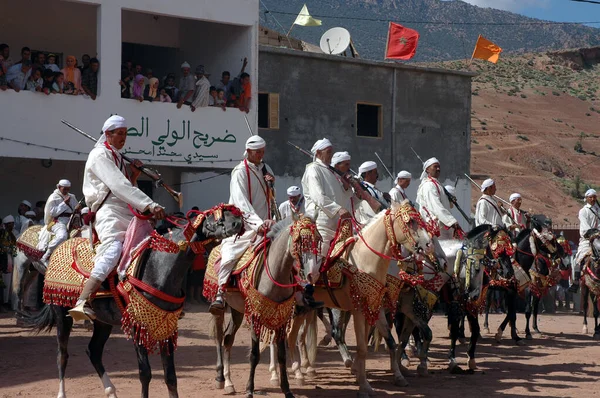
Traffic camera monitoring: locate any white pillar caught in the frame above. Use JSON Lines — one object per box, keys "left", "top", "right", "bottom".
{"left": 97, "top": 3, "right": 121, "bottom": 103}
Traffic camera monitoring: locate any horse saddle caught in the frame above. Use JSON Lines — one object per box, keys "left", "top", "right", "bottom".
{"left": 17, "top": 225, "right": 82, "bottom": 262}
{"left": 43, "top": 237, "right": 144, "bottom": 307}
{"left": 203, "top": 240, "right": 269, "bottom": 301}
{"left": 321, "top": 219, "right": 355, "bottom": 273}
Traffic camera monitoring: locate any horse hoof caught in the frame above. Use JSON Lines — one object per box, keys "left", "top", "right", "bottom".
{"left": 399, "top": 363, "right": 410, "bottom": 376}
{"left": 318, "top": 336, "right": 332, "bottom": 346}
{"left": 357, "top": 385, "right": 375, "bottom": 397}
{"left": 215, "top": 381, "right": 225, "bottom": 390}
{"left": 400, "top": 358, "right": 410, "bottom": 368}
{"left": 104, "top": 387, "right": 117, "bottom": 398}
{"left": 516, "top": 339, "right": 526, "bottom": 346}
{"left": 306, "top": 368, "right": 317, "bottom": 378}
{"left": 417, "top": 364, "right": 429, "bottom": 377}
{"left": 344, "top": 358, "right": 353, "bottom": 368}
{"left": 533, "top": 329, "right": 541, "bottom": 335}
{"left": 583, "top": 326, "right": 589, "bottom": 334}
{"left": 270, "top": 377, "right": 280, "bottom": 387}
{"left": 450, "top": 364, "right": 465, "bottom": 375}
{"left": 394, "top": 375, "right": 409, "bottom": 387}
{"left": 458, "top": 337, "right": 467, "bottom": 345}
{"left": 483, "top": 327, "right": 490, "bottom": 334}
{"left": 224, "top": 385, "right": 236, "bottom": 395}
{"left": 284, "top": 392, "right": 296, "bottom": 398}
{"left": 468, "top": 358, "right": 477, "bottom": 370}
{"left": 593, "top": 333, "right": 600, "bottom": 341}
{"left": 245, "top": 393, "right": 253, "bottom": 398}
{"left": 525, "top": 334, "right": 533, "bottom": 340}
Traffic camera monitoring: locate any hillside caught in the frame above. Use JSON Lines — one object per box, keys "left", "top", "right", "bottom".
{"left": 420, "top": 48, "right": 600, "bottom": 226}
{"left": 259, "top": 0, "right": 600, "bottom": 62}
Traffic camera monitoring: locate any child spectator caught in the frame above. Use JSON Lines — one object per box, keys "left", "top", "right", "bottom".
{"left": 216, "top": 89, "right": 226, "bottom": 106}
{"left": 44, "top": 54, "right": 60, "bottom": 73}
{"left": 144, "top": 77, "right": 159, "bottom": 102}
{"left": 163, "top": 74, "right": 179, "bottom": 102}
{"left": 132, "top": 74, "right": 145, "bottom": 102}
{"left": 53, "top": 72, "right": 65, "bottom": 94}
{"left": 61, "top": 55, "right": 82, "bottom": 95}
{"left": 159, "top": 88, "right": 172, "bottom": 103}
{"left": 26, "top": 68, "right": 43, "bottom": 92}
{"left": 215, "top": 71, "right": 232, "bottom": 101}
{"left": 208, "top": 86, "right": 217, "bottom": 106}
{"left": 42, "top": 69, "right": 54, "bottom": 95}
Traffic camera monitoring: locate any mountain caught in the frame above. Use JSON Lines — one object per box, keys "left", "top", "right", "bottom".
{"left": 259, "top": 0, "right": 600, "bottom": 62}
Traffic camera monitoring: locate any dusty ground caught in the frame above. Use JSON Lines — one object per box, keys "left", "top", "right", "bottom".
{"left": 1, "top": 303, "right": 599, "bottom": 398}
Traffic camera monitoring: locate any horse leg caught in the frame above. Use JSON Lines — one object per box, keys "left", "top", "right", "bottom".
{"left": 593, "top": 294, "right": 600, "bottom": 340}
{"left": 224, "top": 309, "right": 244, "bottom": 395}
{"left": 393, "top": 311, "right": 411, "bottom": 371}
{"left": 505, "top": 289, "right": 523, "bottom": 345}
{"left": 331, "top": 309, "right": 353, "bottom": 368}
{"left": 582, "top": 286, "right": 589, "bottom": 334}
{"left": 301, "top": 310, "right": 318, "bottom": 377}
{"left": 483, "top": 288, "right": 493, "bottom": 334}
{"left": 87, "top": 321, "right": 117, "bottom": 398}
{"left": 160, "top": 341, "right": 178, "bottom": 398}
{"left": 532, "top": 296, "right": 541, "bottom": 334}
{"left": 269, "top": 342, "right": 281, "bottom": 386}
{"left": 375, "top": 309, "right": 407, "bottom": 387}
{"left": 524, "top": 292, "right": 533, "bottom": 339}
{"left": 458, "top": 314, "right": 467, "bottom": 344}
{"left": 466, "top": 312, "right": 480, "bottom": 371}
{"left": 352, "top": 311, "right": 373, "bottom": 397}
{"left": 277, "top": 336, "right": 295, "bottom": 398}
{"left": 245, "top": 329, "right": 261, "bottom": 398}
{"left": 448, "top": 302, "right": 463, "bottom": 373}
{"left": 287, "top": 314, "right": 304, "bottom": 385}
{"left": 55, "top": 307, "right": 73, "bottom": 398}
{"left": 317, "top": 308, "right": 333, "bottom": 346}
{"left": 211, "top": 312, "right": 226, "bottom": 389}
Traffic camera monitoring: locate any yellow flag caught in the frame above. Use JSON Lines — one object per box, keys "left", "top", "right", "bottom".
{"left": 471, "top": 35, "right": 502, "bottom": 64}
{"left": 293, "top": 4, "right": 322, "bottom": 27}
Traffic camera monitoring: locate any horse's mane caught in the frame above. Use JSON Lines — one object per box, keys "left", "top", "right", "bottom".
{"left": 361, "top": 210, "right": 386, "bottom": 235}
{"left": 466, "top": 224, "right": 493, "bottom": 240}
{"left": 266, "top": 217, "right": 293, "bottom": 240}
{"left": 515, "top": 228, "right": 531, "bottom": 246}
{"left": 530, "top": 214, "right": 552, "bottom": 231}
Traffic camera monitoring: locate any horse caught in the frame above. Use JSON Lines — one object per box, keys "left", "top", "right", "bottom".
{"left": 514, "top": 215, "right": 565, "bottom": 339}
{"left": 208, "top": 216, "right": 320, "bottom": 398}
{"left": 580, "top": 228, "right": 600, "bottom": 338}
{"left": 286, "top": 201, "right": 433, "bottom": 395}
{"left": 29, "top": 204, "right": 244, "bottom": 398}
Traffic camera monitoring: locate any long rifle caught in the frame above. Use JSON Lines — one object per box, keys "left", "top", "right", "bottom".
{"left": 61, "top": 120, "right": 183, "bottom": 209}
{"left": 374, "top": 152, "right": 395, "bottom": 185}
{"left": 410, "top": 148, "right": 474, "bottom": 226}
{"left": 463, "top": 173, "right": 517, "bottom": 225}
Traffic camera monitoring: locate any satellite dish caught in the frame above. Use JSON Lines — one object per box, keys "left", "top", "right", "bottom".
{"left": 320, "top": 27, "right": 351, "bottom": 55}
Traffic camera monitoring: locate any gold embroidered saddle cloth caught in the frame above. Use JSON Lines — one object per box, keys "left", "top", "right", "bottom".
{"left": 43, "top": 237, "right": 143, "bottom": 307}
{"left": 203, "top": 240, "right": 269, "bottom": 301}
{"left": 314, "top": 219, "right": 356, "bottom": 290}
{"left": 17, "top": 225, "right": 82, "bottom": 261}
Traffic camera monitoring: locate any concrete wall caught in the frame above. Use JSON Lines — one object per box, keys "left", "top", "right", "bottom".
{"left": 258, "top": 46, "right": 473, "bottom": 227}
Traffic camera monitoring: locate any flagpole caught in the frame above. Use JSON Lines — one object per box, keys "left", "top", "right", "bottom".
{"left": 467, "top": 34, "right": 480, "bottom": 69}
{"left": 384, "top": 22, "right": 391, "bottom": 59}
{"left": 286, "top": 23, "right": 295, "bottom": 37}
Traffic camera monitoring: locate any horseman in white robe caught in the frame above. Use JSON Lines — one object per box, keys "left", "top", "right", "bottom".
{"left": 502, "top": 193, "right": 529, "bottom": 235}
{"left": 389, "top": 170, "right": 412, "bottom": 204}
{"left": 69, "top": 115, "right": 165, "bottom": 321}
{"left": 573, "top": 189, "right": 600, "bottom": 289}
{"left": 355, "top": 161, "right": 389, "bottom": 224}
{"left": 475, "top": 178, "right": 505, "bottom": 227}
{"left": 38, "top": 179, "right": 79, "bottom": 266}
{"left": 278, "top": 186, "right": 305, "bottom": 219}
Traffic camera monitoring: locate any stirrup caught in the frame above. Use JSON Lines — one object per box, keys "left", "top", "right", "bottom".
{"left": 68, "top": 300, "right": 96, "bottom": 322}
{"left": 209, "top": 294, "right": 225, "bottom": 315}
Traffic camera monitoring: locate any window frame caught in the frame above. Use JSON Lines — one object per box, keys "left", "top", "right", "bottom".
{"left": 355, "top": 102, "right": 383, "bottom": 139}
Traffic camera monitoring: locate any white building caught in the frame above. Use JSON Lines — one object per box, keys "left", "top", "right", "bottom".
{"left": 0, "top": 0, "right": 259, "bottom": 216}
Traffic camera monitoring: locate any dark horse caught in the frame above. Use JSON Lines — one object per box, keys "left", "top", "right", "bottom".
{"left": 29, "top": 205, "right": 244, "bottom": 398}
{"left": 580, "top": 228, "right": 600, "bottom": 339}
{"left": 514, "top": 215, "right": 565, "bottom": 339}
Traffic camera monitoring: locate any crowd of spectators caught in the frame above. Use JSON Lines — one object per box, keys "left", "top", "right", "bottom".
{"left": 119, "top": 57, "right": 251, "bottom": 113}
{"left": 0, "top": 44, "right": 99, "bottom": 99}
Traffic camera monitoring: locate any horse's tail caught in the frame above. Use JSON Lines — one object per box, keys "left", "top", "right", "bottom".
{"left": 373, "top": 326, "right": 382, "bottom": 352}
{"left": 306, "top": 310, "right": 318, "bottom": 366}
{"left": 28, "top": 304, "right": 57, "bottom": 334}
{"left": 208, "top": 314, "right": 217, "bottom": 340}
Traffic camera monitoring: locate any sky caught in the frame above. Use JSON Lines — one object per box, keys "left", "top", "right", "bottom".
{"left": 460, "top": 0, "right": 600, "bottom": 25}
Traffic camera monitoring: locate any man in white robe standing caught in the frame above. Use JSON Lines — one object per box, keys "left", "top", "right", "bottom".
{"left": 389, "top": 170, "right": 412, "bottom": 204}
{"left": 13, "top": 200, "right": 32, "bottom": 239}
{"left": 573, "top": 189, "right": 600, "bottom": 290}
{"left": 502, "top": 193, "right": 529, "bottom": 235}
{"left": 69, "top": 115, "right": 165, "bottom": 321}
{"left": 38, "top": 179, "right": 79, "bottom": 266}
{"left": 475, "top": 178, "right": 505, "bottom": 227}
{"left": 416, "top": 157, "right": 463, "bottom": 239}
{"left": 279, "top": 186, "right": 305, "bottom": 219}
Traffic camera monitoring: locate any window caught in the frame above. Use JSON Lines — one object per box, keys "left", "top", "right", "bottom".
{"left": 258, "top": 92, "right": 279, "bottom": 129}
{"left": 356, "top": 103, "right": 382, "bottom": 138}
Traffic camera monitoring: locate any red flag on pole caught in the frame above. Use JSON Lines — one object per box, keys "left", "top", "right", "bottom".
{"left": 385, "top": 22, "right": 420, "bottom": 60}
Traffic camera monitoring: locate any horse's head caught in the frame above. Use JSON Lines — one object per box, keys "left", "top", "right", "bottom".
{"left": 288, "top": 216, "right": 322, "bottom": 284}
{"left": 530, "top": 214, "right": 553, "bottom": 233}
{"left": 389, "top": 201, "right": 434, "bottom": 260}
{"left": 486, "top": 226, "right": 516, "bottom": 279}
{"left": 584, "top": 229, "right": 600, "bottom": 276}
{"left": 195, "top": 203, "right": 244, "bottom": 240}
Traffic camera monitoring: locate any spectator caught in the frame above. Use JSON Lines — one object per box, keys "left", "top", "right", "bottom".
{"left": 124, "top": 60, "right": 133, "bottom": 74}
{"left": 42, "top": 69, "right": 55, "bottom": 95}
{"left": 44, "top": 53, "right": 60, "bottom": 73}
{"left": 135, "top": 63, "right": 143, "bottom": 75}
{"left": 25, "top": 68, "right": 43, "bottom": 92}
{"left": 229, "top": 57, "right": 249, "bottom": 110}
{"left": 208, "top": 86, "right": 217, "bottom": 106}
{"left": 176, "top": 61, "right": 195, "bottom": 109}
{"left": 79, "top": 54, "right": 90, "bottom": 73}
{"left": 159, "top": 88, "right": 172, "bottom": 103}
{"left": 163, "top": 74, "right": 179, "bottom": 102}
{"left": 18, "top": 47, "right": 31, "bottom": 64}
{"left": 0, "top": 44, "right": 14, "bottom": 69}
{"left": 144, "top": 77, "right": 159, "bottom": 102}
{"left": 61, "top": 55, "right": 82, "bottom": 95}
{"left": 237, "top": 72, "right": 251, "bottom": 113}
{"left": 144, "top": 68, "right": 153, "bottom": 87}
{"left": 33, "top": 53, "right": 46, "bottom": 71}
{"left": 190, "top": 65, "right": 211, "bottom": 112}
{"left": 53, "top": 72, "right": 65, "bottom": 94}
{"left": 132, "top": 74, "right": 145, "bottom": 102}
{"left": 119, "top": 66, "right": 134, "bottom": 98}
{"left": 81, "top": 57, "right": 99, "bottom": 100}
{"left": 215, "top": 71, "right": 232, "bottom": 100}
{"left": 0, "top": 61, "right": 7, "bottom": 91}
{"left": 216, "top": 89, "right": 226, "bottom": 106}
{"left": 7, "top": 60, "right": 32, "bottom": 92}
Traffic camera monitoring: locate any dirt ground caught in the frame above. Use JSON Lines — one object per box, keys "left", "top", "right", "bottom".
{"left": 1, "top": 303, "right": 599, "bottom": 398}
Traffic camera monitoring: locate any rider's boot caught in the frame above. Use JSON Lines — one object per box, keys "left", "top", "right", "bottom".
{"left": 68, "top": 277, "right": 102, "bottom": 321}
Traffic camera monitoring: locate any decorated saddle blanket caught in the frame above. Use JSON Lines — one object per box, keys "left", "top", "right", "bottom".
{"left": 17, "top": 225, "right": 45, "bottom": 261}
{"left": 321, "top": 219, "right": 355, "bottom": 273}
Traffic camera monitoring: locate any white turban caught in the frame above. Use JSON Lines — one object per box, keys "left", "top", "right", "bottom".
{"left": 21, "top": 200, "right": 32, "bottom": 208}
{"left": 181, "top": 61, "right": 191, "bottom": 69}
{"left": 2, "top": 215, "right": 14, "bottom": 224}
{"left": 81, "top": 207, "right": 90, "bottom": 214}
{"left": 310, "top": 138, "right": 332, "bottom": 155}
{"left": 481, "top": 178, "right": 495, "bottom": 192}
{"left": 420, "top": 157, "right": 440, "bottom": 180}
{"left": 445, "top": 185, "right": 456, "bottom": 196}
{"left": 58, "top": 179, "right": 71, "bottom": 188}
{"left": 586, "top": 188, "right": 597, "bottom": 197}
{"left": 509, "top": 193, "right": 521, "bottom": 202}
{"left": 287, "top": 186, "right": 301, "bottom": 196}
{"left": 25, "top": 210, "right": 36, "bottom": 217}
{"left": 244, "top": 135, "right": 266, "bottom": 156}
{"left": 358, "top": 161, "right": 377, "bottom": 175}
{"left": 397, "top": 170, "right": 411, "bottom": 179}
{"left": 331, "top": 151, "right": 351, "bottom": 166}
{"left": 97, "top": 115, "right": 127, "bottom": 148}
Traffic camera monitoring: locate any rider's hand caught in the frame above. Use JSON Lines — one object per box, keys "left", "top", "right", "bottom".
{"left": 258, "top": 219, "right": 276, "bottom": 234}
{"left": 63, "top": 196, "right": 71, "bottom": 204}
{"left": 264, "top": 173, "right": 275, "bottom": 184}
{"left": 339, "top": 209, "right": 352, "bottom": 220}
{"left": 151, "top": 205, "right": 166, "bottom": 220}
